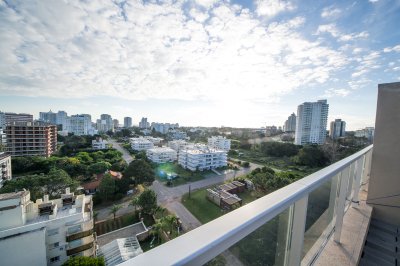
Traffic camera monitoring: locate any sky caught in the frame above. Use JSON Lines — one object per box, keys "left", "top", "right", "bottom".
{"left": 0, "top": 0, "right": 399, "bottom": 130}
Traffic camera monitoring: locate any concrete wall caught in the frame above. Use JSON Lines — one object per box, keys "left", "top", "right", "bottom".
{"left": 0, "top": 228, "right": 47, "bottom": 266}
{"left": 368, "top": 82, "right": 400, "bottom": 224}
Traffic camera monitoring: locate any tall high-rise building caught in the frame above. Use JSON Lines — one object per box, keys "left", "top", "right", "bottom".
{"left": 295, "top": 100, "right": 329, "bottom": 145}
{"left": 39, "top": 110, "right": 57, "bottom": 124}
{"left": 139, "top": 117, "right": 149, "bottom": 129}
{"left": 113, "top": 119, "right": 119, "bottom": 129}
{"left": 284, "top": 113, "right": 296, "bottom": 132}
{"left": 97, "top": 114, "right": 114, "bottom": 132}
{"left": 5, "top": 122, "right": 57, "bottom": 157}
{"left": 56, "top": 111, "right": 68, "bottom": 130}
{"left": 67, "top": 114, "right": 93, "bottom": 136}
{"left": 124, "top": 117, "right": 132, "bottom": 128}
{"left": 330, "top": 119, "right": 346, "bottom": 139}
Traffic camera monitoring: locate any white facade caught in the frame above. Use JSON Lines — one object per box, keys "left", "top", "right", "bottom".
{"left": 151, "top": 122, "right": 179, "bottom": 134}
{"left": 146, "top": 147, "right": 177, "bottom": 163}
{"left": 0, "top": 152, "right": 12, "bottom": 188}
{"left": 178, "top": 146, "right": 227, "bottom": 171}
{"left": 144, "top": 136, "right": 163, "bottom": 144}
{"left": 168, "top": 140, "right": 189, "bottom": 152}
{"left": 295, "top": 100, "right": 329, "bottom": 145}
{"left": 67, "top": 114, "right": 94, "bottom": 136}
{"left": 355, "top": 127, "right": 375, "bottom": 141}
{"left": 130, "top": 137, "right": 154, "bottom": 151}
{"left": 92, "top": 138, "right": 109, "bottom": 150}
{"left": 0, "top": 189, "right": 95, "bottom": 266}
{"left": 208, "top": 136, "right": 231, "bottom": 151}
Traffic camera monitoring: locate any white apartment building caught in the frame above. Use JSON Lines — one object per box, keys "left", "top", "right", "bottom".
{"left": 146, "top": 147, "right": 177, "bottom": 163}
{"left": 67, "top": 114, "right": 94, "bottom": 136}
{"left": 355, "top": 127, "right": 375, "bottom": 141}
{"left": 144, "top": 136, "right": 163, "bottom": 145}
{"left": 151, "top": 122, "right": 179, "bottom": 134}
{"left": 0, "top": 188, "right": 95, "bottom": 266}
{"left": 168, "top": 130, "right": 188, "bottom": 140}
{"left": 168, "top": 140, "right": 189, "bottom": 152}
{"left": 92, "top": 138, "right": 109, "bottom": 150}
{"left": 0, "top": 152, "right": 12, "bottom": 188}
{"left": 208, "top": 136, "right": 231, "bottom": 151}
{"left": 130, "top": 137, "right": 154, "bottom": 151}
{"left": 295, "top": 100, "right": 329, "bottom": 145}
{"left": 178, "top": 146, "right": 227, "bottom": 171}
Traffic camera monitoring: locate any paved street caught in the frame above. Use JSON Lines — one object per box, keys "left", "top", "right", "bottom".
{"left": 108, "top": 138, "right": 133, "bottom": 164}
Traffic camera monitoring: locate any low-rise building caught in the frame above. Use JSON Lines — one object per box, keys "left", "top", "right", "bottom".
{"left": 0, "top": 188, "right": 95, "bottom": 266}
{"left": 168, "top": 140, "right": 189, "bottom": 152}
{"left": 146, "top": 147, "right": 177, "bottom": 163}
{"left": 208, "top": 136, "right": 231, "bottom": 151}
{"left": 130, "top": 137, "right": 154, "bottom": 151}
{"left": 0, "top": 152, "right": 12, "bottom": 188}
{"left": 355, "top": 127, "right": 375, "bottom": 141}
{"left": 178, "top": 146, "right": 227, "bottom": 171}
{"left": 168, "top": 130, "right": 188, "bottom": 140}
{"left": 92, "top": 137, "right": 109, "bottom": 150}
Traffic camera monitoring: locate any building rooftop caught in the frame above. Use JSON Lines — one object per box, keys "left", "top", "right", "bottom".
{"left": 0, "top": 190, "right": 29, "bottom": 201}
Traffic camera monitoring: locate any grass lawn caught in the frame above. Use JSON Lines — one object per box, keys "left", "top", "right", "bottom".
{"left": 181, "top": 188, "right": 225, "bottom": 224}
{"left": 181, "top": 187, "right": 259, "bottom": 224}
{"left": 155, "top": 162, "right": 213, "bottom": 186}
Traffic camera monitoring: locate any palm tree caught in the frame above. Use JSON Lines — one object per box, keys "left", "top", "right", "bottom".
{"left": 110, "top": 204, "right": 122, "bottom": 221}
{"left": 151, "top": 221, "right": 164, "bottom": 244}
{"left": 130, "top": 196, "right": 139, "bottom": 213}
{"left": 163, "top": 215, "right": 178, "bottom": 235}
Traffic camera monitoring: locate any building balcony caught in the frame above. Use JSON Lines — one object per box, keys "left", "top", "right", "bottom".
{"left": 122, "top": 145, "right": 374, "bottom": 265}
{"left": 66, "top": 235, "right": 95, "bottom": 256}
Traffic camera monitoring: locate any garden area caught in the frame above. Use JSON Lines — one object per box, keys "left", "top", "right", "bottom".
{"left": 155, "top": 162, "right": 213, "bottom": 187}
{"left": 181, "top": 186, "right": 258, "bottom": 224}
{"left": 95, "top": 211, "right": 154, "bottom": 236}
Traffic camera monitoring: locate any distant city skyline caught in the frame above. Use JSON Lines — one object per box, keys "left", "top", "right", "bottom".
{"left": 1, "top": 0, "right": 399, "bottom": 130}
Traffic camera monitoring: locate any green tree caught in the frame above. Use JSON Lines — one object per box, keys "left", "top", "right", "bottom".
{"left": 123, "top": 159, "right": 155, "bottom": 185}
{"left": 138, "top": 189, "right": 157, "bottom": 215}
{"left": 0, "top": 168, "right": 78, "bottom": 200}
{"left": 75, "top": 152, "right": 93, "bottom": 164}
{"left": 98, "top": 173, "right": 116, "bottom": 201}
{"left": 130, "top": 196, "right": 140, "bottom": 212}
{"left": 111, "top": 160, "right": 128, "bottom": 172}
{"left": 88, "top": 161, "right": 112, "bottom": 175}
{"left": 62, "top": 256, "right": 105, "bottom": 266}
{"left": 110, "top": 204, "right": 122, "bottom": 221}
{"left": 294, "top": 145, "right": 329, "bottom": 167}
{"left": 260, "top": 142, "right": 300, "bottom": 157}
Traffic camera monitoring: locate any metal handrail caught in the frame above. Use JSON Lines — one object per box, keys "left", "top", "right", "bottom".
{"left": 121, "top": 145, "right": 373, "bottom": 266}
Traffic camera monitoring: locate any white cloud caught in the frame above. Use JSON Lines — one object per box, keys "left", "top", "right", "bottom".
{"left": 316, "top": 24, "right": 368, "bottom": 42}
{"left": 383, "top": 45, "right": 400, "bottom": 53}
{"left": 0, "top": 0, "right": 349, "bottom": 107}
{"left": 369, "top": 0, "right": 379, "bottom": 3}
{"left": 323, "top": 88, "right": 351, "bottom": 98}
{"left": 255, "top": 0, "right": 295, "bottom": 17}
{"left": 321, "top": 7, "right": 341, "bottom": 18}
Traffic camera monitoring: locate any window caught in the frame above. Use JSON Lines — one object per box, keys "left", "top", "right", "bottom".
{"left": 47, "top": 228, "right": 59, "bottom": 236}
{"left": 49, "top": 256, "right": 60, "bottom": 263}
{"left": 49, "top": 242, "right": 59, "bottom": 250}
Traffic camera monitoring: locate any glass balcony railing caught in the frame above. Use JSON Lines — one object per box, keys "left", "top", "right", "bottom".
{"left": 121, "top": 145, "right": 373, "bottom": 266}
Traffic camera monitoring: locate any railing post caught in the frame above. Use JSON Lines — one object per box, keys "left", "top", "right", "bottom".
{"left": 352, "top": 157, "right": 365, "bottom": 207}
{"left": 287, "top": 195, "right": 308, "bottom": 266}
{"left": 361, "top": 150, "right": 372, "bottom": 185}
{"left": 334, "top": 166, "right": 351, "bottom": 242}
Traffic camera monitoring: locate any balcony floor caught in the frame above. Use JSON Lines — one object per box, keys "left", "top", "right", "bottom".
{"left": 314, "top": 185, "right": 372, "bottom": 266}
